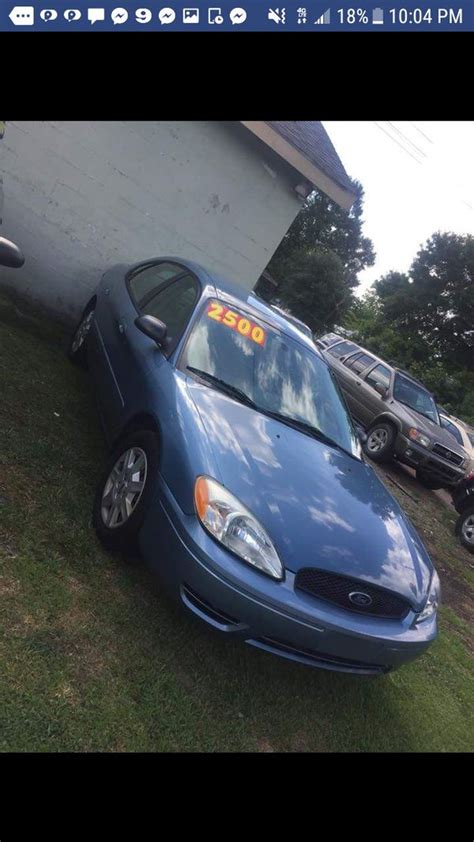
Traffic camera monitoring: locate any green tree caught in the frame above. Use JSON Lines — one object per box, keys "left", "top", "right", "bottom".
{"left": 375, "top": 232, "right": 474, "bottom": 370}
{"left": 269, "top": 181, "right": 375, "bottom": 289}
{"left": 345, "top": 291, "right": 430, "bottom": 368}
{"left": 257, "top": 181, "right": 375, "bottom": 332}
{"left": 274, "top": 251, "right": 348, "bottom": 335}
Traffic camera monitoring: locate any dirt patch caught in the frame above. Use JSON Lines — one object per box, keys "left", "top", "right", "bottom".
{"left": 0, "top": 525, "right": 18, "bottom": 559}
{"left": 0, "top": 574, "right": 20, "bottom": 595}
{"left": 66, "top": 574, "right": 87, "bottom": 595}
{"left": 256, "top": 737, "right": 276, "bottom": 753}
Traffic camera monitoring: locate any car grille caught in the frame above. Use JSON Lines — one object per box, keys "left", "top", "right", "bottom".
{"left": 295, "top": 568, "right": 410, "bottom": 620}
{"left": 432, "top": 443, "right": 464, "bottom": 466}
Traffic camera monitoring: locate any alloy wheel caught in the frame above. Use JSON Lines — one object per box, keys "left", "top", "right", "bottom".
{"left": 367, "top": 428, "right": 388, "bottom": 453}
{"left": 100, "top": 447, "right": 148, "bottom": 529}
{"left": 462, "top": 513, "right": 474, "bottom": 546}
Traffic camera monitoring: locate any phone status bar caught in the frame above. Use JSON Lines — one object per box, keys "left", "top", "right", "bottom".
{"left": 3, "top": 2, "right": 473, "bottom": 30}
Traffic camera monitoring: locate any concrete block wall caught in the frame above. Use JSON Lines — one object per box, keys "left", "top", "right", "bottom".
{"left": 0, "top": 121, "right": 301, "bottom": 323}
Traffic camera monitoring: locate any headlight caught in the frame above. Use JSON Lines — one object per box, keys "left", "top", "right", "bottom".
{"left": 408, "top": 428, "right": 431, "bottom": 449}
{"left": 194, "top": 476, "right": 283, "bottom": 580}
{"left": 416, "top": 570, "right": 441, "bottom": 623}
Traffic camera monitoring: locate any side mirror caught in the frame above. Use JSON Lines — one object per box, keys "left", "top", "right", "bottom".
{"left": 374, "top": 382, "right": 388, "bottom": 398}
{"left": 355, "top": 425, "right": 367, "bottom": 444}
{"left": 0, "top": 236, "right": 24, "bottom": 268}
{"left": 135, "top": 315, "right": 168, "bottom": 348}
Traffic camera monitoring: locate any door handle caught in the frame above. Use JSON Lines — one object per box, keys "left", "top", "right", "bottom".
{"left": 117, "top": 320, "right": 126, "bottom": 335}
{"left": 356, "top": 381, "right": 361, "bottom": 385}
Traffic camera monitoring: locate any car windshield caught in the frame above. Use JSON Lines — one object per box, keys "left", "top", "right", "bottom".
{"left": 394, "top": 374, "right": 439, "bottom": 424}
{"left": 182, "top": 299, "right": 360, "bottom": 458}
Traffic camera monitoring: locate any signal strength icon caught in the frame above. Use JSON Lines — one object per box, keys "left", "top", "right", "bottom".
{"left": 314, "top": 8, "right": 331, "bottom": 24}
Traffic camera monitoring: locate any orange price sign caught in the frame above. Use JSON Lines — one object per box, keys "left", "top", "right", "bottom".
{"left": 207, "top": 301, "right": 266, "bottom": 347}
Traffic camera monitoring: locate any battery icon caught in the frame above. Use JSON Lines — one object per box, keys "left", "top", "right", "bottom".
{"left": 372, "top": 7, "right": 384, "bottom": 24}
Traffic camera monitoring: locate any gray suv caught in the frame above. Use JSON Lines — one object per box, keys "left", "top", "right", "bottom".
{"left": 319, "top": 335, "right": 469, "bottom": 489}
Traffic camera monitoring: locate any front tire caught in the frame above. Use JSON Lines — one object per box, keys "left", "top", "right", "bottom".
{"left": 92, "top": 430, "right": 160, "bottom": 552}
{"left": 68, "top": 299, "right": 95, "bottom": 368}
{"left": 363, "top": 422, "right": 396, "bottom": 463}
{"left": 455, "top": 505, "right": 474, "bottom": 554}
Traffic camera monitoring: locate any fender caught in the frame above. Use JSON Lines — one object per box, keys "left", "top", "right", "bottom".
{"left": 369, "top": 412, "right": 403, "bottom": 433}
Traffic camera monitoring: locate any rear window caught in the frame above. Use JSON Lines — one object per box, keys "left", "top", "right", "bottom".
{"left": 327, "top": 340, "right": 359, "bottom": 359}
{"left": 366, "top": 364, "right": 392, "bottom": 391}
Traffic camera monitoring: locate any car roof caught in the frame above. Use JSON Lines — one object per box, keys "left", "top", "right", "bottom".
{"left": 322, "top": 336, "right": 438, "bottom": 395}
{"left": 159, "top": 255, "right": 321, "bottom": 354}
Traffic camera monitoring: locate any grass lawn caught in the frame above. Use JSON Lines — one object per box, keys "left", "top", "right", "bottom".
{"left": 1, "top": 292, "right": 473, "bottom": 752}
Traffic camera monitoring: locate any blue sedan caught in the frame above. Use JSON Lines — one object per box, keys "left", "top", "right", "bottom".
{"left": 69, "top": 256, "right": 440, "bottom": 675}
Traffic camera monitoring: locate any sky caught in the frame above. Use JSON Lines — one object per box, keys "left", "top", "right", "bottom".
{"left": 323, "top": 121, "right": 474, "bottom": 297}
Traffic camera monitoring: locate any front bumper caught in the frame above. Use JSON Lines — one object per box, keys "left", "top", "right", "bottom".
{"left": 395, "top": 433, "right": 466, "bottom": 486}
{"left": 139, "top": 477, "right": 437, "bottom": 675}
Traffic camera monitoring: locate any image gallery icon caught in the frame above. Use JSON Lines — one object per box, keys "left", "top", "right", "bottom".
{"left": 158, "top": 7, "right": 176, "bottom": 23}
{"left": 9, "top": 5, "right": 35, "bottom": 24}
{"left": 183, "top": 7, "right": 199, "bottom": 22}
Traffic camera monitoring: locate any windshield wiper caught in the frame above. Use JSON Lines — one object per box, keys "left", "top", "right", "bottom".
{"left": 257, "top": 409, "right": 353, "bottom": 455}
{"left": 186, "top": 367, "right": 257, "bottom": 408}
{"left": 187, "top": 367, "right": 356, "bottom": 457}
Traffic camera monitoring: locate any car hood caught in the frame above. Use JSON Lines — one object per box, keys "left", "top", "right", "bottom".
{"left": 187, "top": 382, "right": 433, "bottom": 610}
{"left": 395, "top": 402, "right": 467, "bottom": 456}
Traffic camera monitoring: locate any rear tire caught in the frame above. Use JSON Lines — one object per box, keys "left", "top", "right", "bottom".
{"left": 68, "top": 299, "right": 95, "bottom": 369}
{"left": 92, "top": 430, "right": 160, "bottom": 552}
{"left": 455, "top": 505, "right": 474, "bottom": 554}
{"left": 416, "top": 469, "right": 443, "bottom": 491}
{"left": 363, "top": 422, "right": 396, "bottom": 463}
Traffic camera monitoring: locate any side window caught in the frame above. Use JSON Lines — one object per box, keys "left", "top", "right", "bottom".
{"left": 366, "top": 364, "right": 391, "bottom": 391}
{"left": 142, "top": 274, "right": 199, "bottom": 351}
{"left": 128, "top": 262, "right": 184, "bottom": 308}
{"left": 345, "top": 353, "right": 376, "bottom": 374}
{"left": 327, "top": 340, "right": 359, "bottom": 359}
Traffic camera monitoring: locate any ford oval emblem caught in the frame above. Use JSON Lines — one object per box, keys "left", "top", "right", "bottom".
{"left": 349, "top": 591, "right": 373, "bottom": 607}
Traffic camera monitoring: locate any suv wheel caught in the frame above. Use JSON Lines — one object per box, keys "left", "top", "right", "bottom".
{"left": 92, "top": 430, "right": 160, "bottom": 552}
{"left": 363, "top": 422, "right": 396, "bottom": 463}
{"left": 455, "top": 505, "right": 474, "bottom": 554}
